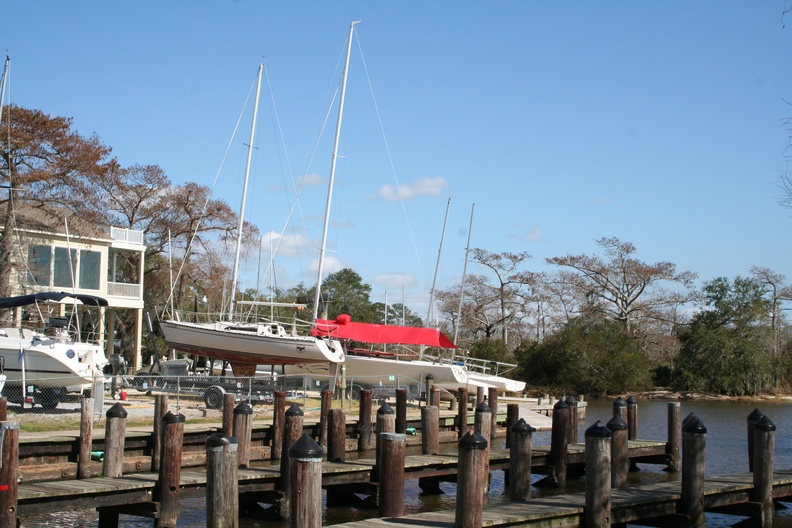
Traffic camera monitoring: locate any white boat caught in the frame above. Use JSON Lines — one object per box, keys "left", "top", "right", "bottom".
{"left": 161, "top": 25, "right": 363, "bottom": 373}
{"left": 0, "top": 292, "right": 109, "bottom": 408}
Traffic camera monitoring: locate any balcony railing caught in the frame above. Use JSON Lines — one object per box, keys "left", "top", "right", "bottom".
{"left": 107, "top": 281, "right": 141, "bottom": 299}
{"left": 107, "top": 227, "right": 144, "bottom": 246}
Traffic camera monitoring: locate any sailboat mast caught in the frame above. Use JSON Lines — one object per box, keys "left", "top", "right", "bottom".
{"left": 426, "top": 197, "right": 451, "bottom": 327}
{"left": 312, "top": 20, "right": 360, "bottom": 322}
{"left": 229, "top": 64, "right": 264, "bottom": 321}
{"left": 453, "top": 203, "right": 475, "bottom": 343}
{"left": 0, "top": 56, "right": 9, "bottom": 127}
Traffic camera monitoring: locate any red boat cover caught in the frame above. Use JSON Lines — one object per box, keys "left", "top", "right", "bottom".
{"left": 312, "top": 314, "right": 457, "bottom": 349}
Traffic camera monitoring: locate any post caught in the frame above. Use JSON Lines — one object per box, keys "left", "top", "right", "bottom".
{"left": 752, "top": 414, "right": 775, "bottom": 527}
{"left": 103, "top": 402, "right": 128, "bottom": 478}
{"left": 421, "top": 405, "right": 440, "bottom": 455}
{"left": 474, "top": 401, "right": 492, "bottom": 493}
{"left": 505, "top": 403, "right": 519, "bottom": 449}
{"left": 157, "top": 411, "right": 185, "bottom": 528}
{"left": 78, "top": 394, "right": 94, "bottom": 479}
{"left": 679, "top": 414, "right": 707, "bottom": 528}
{"left": 222, "top": 392, "right": 235, "bottom": 436}
{"left": 206, "top": 434, "right": 239, "bottom": 528}
{"left": 431, "top": 386, "right": 441, "bottom": 408}
{"left": 509, "top": 418, "right": 534, "bottom": 502}
{"left": 476, "top": 385, "right": 485, "bottom": 406}
{"left": 378, "top": 432, "right": 407, "bottom": 518}
{"left": 549, "top": 398, "right": 570, "bottom": 486}
{"left": 424, "top": 374, "right": 434, "bottom": 406}
{"left": 488, "top": 387, "right": 498, "bottom": 440}
{"left": 455, "top": 431, "right": 488, "bottom": 528}
{"left": 607, "top": 414, "right": 628, "bottom": 488}
{"left": 0, "top": 398, "right": 6, "bottom": 420}
{"left": 0, "top": 421, "right": 19, "bottom": 528}
{"left": 747, "top": 408, "right": 765, "bottom": 473}
{"left": 626, "top": 396, "right": 638, "bottom": 440}
{"left": 279, "top": 403, "right": 305, "bottom": 519}
{"left": 613, "top": 396, "right": 627, "bottom": 420}
{"left": 667, "top": 402, "right": 681, "bottom": 472}
{"left": 374, "top": 403, "right": 396, "bottom": 481}
{"left": 319, "top": 389, "right": 333, "bottom": 450}
{"left": 457, "top": 387, "right": 469, "bottom": 438}
{"left": 288, "top": 434, "right": 324, "bottom": 528}
{"left": 233, "top": 400, "right": 253, "bottom": 468}
{"left": 357, "top": 389, "right": 373, "bottom": 452}
{"left": 271, "top": 390, "right": 286, "bottom": 460}
{"left": 585, "top": 421, "right": 612, "bottom": 528}
{"left": 565, "top": 395, "right": 578, "bottom": 444}
{"left": 152, "top": 393, "right": 168, "bottom": 473}
{"left": 327, "top": 408, "right": 347, "bottom": 462}
{"left": 395, "top": 388, "right": 407, "bottom": 434}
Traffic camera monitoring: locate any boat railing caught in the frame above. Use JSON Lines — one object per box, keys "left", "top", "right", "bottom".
{"left": 170, "top": 309, "right": 318, "bottom": 336}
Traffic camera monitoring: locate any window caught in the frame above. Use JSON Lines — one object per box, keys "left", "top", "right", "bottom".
{"left": 53, "top": 247, "right": 77, "bottom": 288}
{"left": 79, "top": 250, "right": 101, "bottom": 290}
{"left": 27, "top": 245, "right": 52, "bottom": 286}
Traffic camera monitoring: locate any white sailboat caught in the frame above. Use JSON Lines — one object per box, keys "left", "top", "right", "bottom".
{"left": 160, "top": 25, "right": 364, "bottom": 374}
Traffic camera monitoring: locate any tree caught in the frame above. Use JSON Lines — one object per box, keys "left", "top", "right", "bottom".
{"left": 319, "top": 268, "right": 376, "bottom": 322}
{"left": 675, "top": 276, "right": 774, "bottom": 395}
{"left": 0, "top": 104, "right": 116, "bottom": 297}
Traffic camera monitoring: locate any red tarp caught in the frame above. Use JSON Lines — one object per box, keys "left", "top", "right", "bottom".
{"left": 312, "top": 314, "right": 457, "bottom": 349}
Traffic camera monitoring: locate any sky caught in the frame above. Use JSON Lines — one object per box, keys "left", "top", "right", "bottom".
{"left": 3, "top": 1, "right": 792, "bottom": 323}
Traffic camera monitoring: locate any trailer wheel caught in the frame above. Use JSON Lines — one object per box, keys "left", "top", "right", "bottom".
{"left": 203, "top": 385, "right": 226, "bottom": 409}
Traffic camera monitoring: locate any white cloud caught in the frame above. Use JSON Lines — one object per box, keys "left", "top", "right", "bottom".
{"left": 376, "top": 177, "right": 448, "bottom": 201}
{"left": 308, "top": 255, "right": 345, "bottom": 276}
{"left": 371, "top": 273, "right": 418, "bottom": 289}
{"left": 509, "top": 224, "right": 544, "bottom": 243}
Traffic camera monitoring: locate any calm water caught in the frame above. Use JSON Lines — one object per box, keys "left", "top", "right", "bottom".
{"left": 21, "top": 397, "right": 792, "bottom": 527}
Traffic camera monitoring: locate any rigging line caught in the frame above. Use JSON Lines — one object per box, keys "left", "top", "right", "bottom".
{"left": 164, "top": 67, "right": 260, "bottom": 314}
{"left": 355, "top": 37, "right": 421, "bottom": 265}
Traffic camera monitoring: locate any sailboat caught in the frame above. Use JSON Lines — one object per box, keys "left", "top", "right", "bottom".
{"left": 159, "top": 26, "right": 365, "bottom": 374}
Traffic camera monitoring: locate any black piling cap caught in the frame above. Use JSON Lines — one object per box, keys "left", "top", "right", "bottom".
{"left": 682, "top": 411, "right": 696, "bottom": 427}
{"left": 553, "top": 398, "right": 569, "bottom": 411}
{"left": 377, "top": 402, "right": 395, "bottom": 415}
{"left": 206, "top": 432, "right": 237, "bottom": 448}
{"left": 626, "top": 396, "right": 637, "bottom": 405}
{"left": 162, "top": 411, "right": 186, "bottom": 424}
{"left": 475, "top": 401, "right": 491, "bottom": 414}
{"left": 585, "top": 420, "right": 612, "bottom": 438}
{"left": 285, "top": 403, "right": 304, "bottom": 416}
{"left": 748, "top": 408, "right": 765, "bottom": 424}
{"left": 426, "top": 374, "right": 434, "bottom": 380}
{"left": 755, "top": 415, "right": 776, "bottom": 432}
{"left": 613, "top": 397, "right": 627, "bottom": 409}
{"left": 458, "top": 430, "right": 488, "bottom": 451}
{"left": 289, "top": 433, "right": 324, "bottom": 459}
{"left": 234, "top": 401, "right": 254, "bottom": 415}
{"left": 682, "top": 415, "right": 707, "bottom": 435}
{"left": 606, "top": 414, "right": 628, "bottom": 431}
{"left": 565, "top": 395, "right": 578, "bottom": 405}
{"left": 106, "top": 402, "right": 128, "bottom": 419}
{"left": 510, "top": 417, "right": 536, "bottom": 434}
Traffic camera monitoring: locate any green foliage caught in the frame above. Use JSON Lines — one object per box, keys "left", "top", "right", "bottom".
{"left": 469, "top": 339, "right": 514, "bottom": 364}
{"left": 674, "top": 276, "right": 774, "bottom": 395}
{"left": 514, "top": 317, "right": 653, "bottom": 395}
{"left": 321, "top": 268, "right": 377, "bottom": 322}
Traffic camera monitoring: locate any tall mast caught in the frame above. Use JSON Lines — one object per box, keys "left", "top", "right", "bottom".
{"left": 426, "top": 197, "right": 451, "bottom": 327}
{"left": 453, "top": 203, "right": 475, "bottom": 343}
{"left": 229, "top": 64, "right": 263, "bottom": 321}
{"left": 0, "top": 56, "right": 9, "bottom": 127}
{"left": 312, "top": 20, "right": 360, "bottom": 322}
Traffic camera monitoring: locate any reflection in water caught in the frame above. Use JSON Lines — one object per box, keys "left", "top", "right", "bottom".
{"left": 23, "top": 397, "right": 792, "bottom": 527}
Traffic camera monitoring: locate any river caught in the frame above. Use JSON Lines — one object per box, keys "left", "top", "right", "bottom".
{"left": 21, "top": 397, "right": 792, "bottom": 527}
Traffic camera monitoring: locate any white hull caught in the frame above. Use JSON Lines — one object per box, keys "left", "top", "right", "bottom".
{"left": 467, "top": 372, "right": 526, "bottom": 393}
{"left": 0, "top": 327, "right": 108, "bottom": 390}
{"left": 160, "top": 320, "right": 345, "bottom": 366}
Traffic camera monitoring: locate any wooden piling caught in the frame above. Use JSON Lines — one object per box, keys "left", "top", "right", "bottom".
{"left": 607, "top": 414, "right": 628, "bottom": 488}
{"left": 667, "top": 402, "right": 681, "bottom": 473}
{"left": 0, "top": 397, "right": 6, "bottom": 421}
{"left": 509, "top": 418, "right": 534, "bottom": 502}
{"left": 78, "top": 394, "right": 94, "bottom": 479}
{"left": 233, "top": 400, "right": 253, "bottom": 468}
{"left": 548, "top": 398, "right": 570, "bottom": 486}
{"left": 288, "top": 434, "right": 324, "bottom": 528}
{"left": 425, "top": 374, "right": 434, "bottom": 406}
{"left": 103, "top": 402, "right": 128, "bottom": 478}
{"left": 505, "top": 403, "right": 519, "bottom": 449}
{"left": 455, "top": 431, "right": 488, "bottom": 528}
{"left": 585, "top": 421, "right": 612, "bottom": 528}
{"left": 431, "top": 386, "right": 441, "bottom": 408}
{"left": 152, "top": 393, "right": 168, "bottom": 473}
{"left": 357, "top": 389, "right": 373, "bottom": 452}
{"left": 752, "top": 414, "right": 776, "bottom": 527}
{"left": 319, "top": 389, "right": 333, "bottom": 449}
{"left": 421, "top": 405, "right": 440, "bottom": 455}
{"left": 747, "top": 408, "right": 765, "bottom": 473}
{"left": 476, "top": 385, "right": 485, "bottom": 406}
{"left": 327, "top": 408, "right": 347, "bottom": 462}
{"left": 395, "top": 388, "right": 407, "bottom": 434}
{"left": 271, "top": 390, "right": 286, "bottom": 460}
{"left": 156, "top": 411, "right": 185, "bottom": 528}
{"left": 457, "top": 387, "right": 469, "bottom": 438}
{"left": 279, "top": 403, "right": 305, "bottom": 519}
{"left": 565, "top": 395, "right": 578, "bottom": 444}
{"left": 626, "top": 396, "right": 638, "bottom": 440}
{"left": 474, "top": 402, "right": 492, "bottom": 493}
{"left": 680, "top": 414, "right": 707, "bottom": 527}
{"left": 488, "top": 387, "right": 498, "bottom": 440}
{"left": 378, "top": 432, "right": 407, "bottom": 518}
{"left": 374, "top": 403, "right": 396, "bottom": 482}
{"left": 0, "top": 421, "right": 19, "bottom": 528}
{"left": 613, "top": 396, "right": 627, "bottom": 420}
{"left": 206, "top": 433, "right": 239, "bottom": 528}
{"left": 221, "top": 392, "right": 235, "bottom": 436}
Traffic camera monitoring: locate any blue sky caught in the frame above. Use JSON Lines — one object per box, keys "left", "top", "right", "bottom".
{"left": 3, "top": 2, "right": 792, "bottom": 322}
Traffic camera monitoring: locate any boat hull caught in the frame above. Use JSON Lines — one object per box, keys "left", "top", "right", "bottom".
{"left": 160, "top": 320, "right": 345, "bottom": 365}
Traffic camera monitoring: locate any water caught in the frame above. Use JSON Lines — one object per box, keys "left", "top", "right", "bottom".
{"left": 21, "top": 397, "right": 792, "bottom": 526}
